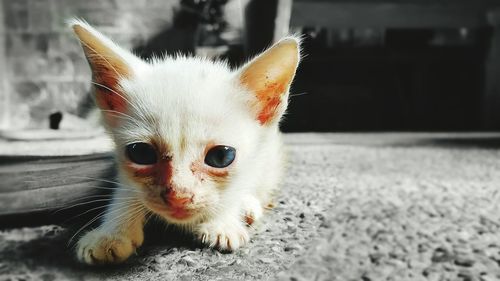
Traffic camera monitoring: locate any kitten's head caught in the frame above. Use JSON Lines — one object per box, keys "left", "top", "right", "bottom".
{"left": 70, "top": 19, "right": 300, "bottom": 225}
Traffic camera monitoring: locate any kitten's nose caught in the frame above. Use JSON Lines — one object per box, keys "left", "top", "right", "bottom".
{"left": 161, "top": 189, "right": 193, "bottom": 207}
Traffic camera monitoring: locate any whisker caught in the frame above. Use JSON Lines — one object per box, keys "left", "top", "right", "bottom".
{"left": 53, "top": 198, "right": 113, "bottom": 214}
{"left": 90, "top": 81, "right": 133, "bottom": 108}
{"left": 107, "top": 204, "right": 146, "bottom": 236}
{"left": 63, "top": 205, "right": 109, "bottom": 226}
{"left": 68, "top": 210, "right": 109, "bottom": 245}
{"left": 100, "top": 115, "right": 146, "bottom": 131}
{"left": 53, "top": 196, "right": 140, "bottom": 214}
{"left": 100, "top": 109, "right": 138, "bottom": 122}
{"left": 68, "top": 201, "right": 143, "bottom": 245}
{"left": 68, "top": 176, "right": 143, "bottom": 194}
{"left": 144, "top": 211, "right": 154, "bottom": 226}
{"left": 98, "top": 109, "right": 146, "bottom": 128}
{"left": 90, "top": 82, "right": 150, "bottom": 127}
{"left": 289, "top": 92, "right": 308, "bottom": 97}
{"left": 62, "top": 200, "right": 140, "bottom": 224}
{"left": 82, "top": 186, "right": 118, "bottom": 192}
{"left": 54, "top": 194, "right": 116, "bottom": 207}
{"left": 119, "top": 205, "right": 146, "bottom": 226}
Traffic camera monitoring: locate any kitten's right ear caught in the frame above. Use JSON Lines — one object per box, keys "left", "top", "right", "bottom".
{"left": 238, "top": 37, "right": 300, "bottom": 126}
{"left": 69, "top": 19, "right": 144, "bottom": 126}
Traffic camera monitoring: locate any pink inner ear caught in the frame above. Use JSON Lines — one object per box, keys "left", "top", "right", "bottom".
{"left": 256, "top": 81, "right": 287, "bottom": 124}
{"left": 93, "top": 73, "right": 128, "bottom": 127}
{"left": 72, "top": 25, "right": 131, "bottom": 125}
{"left": 239, "top": 39, "right": 299, "bottom": 125}
{"left": 240, "top": 71, "right": 290, "bottom": 125}
{"left": 96, "top": 88, "right": 127, "bottom": 113}
{"left": 93, "top": 67, "right": 127, "bottom": 114}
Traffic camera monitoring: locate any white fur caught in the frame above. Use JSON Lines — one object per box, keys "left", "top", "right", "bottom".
{"left": 71, "top": 20, "right": 300, "bottom": 264}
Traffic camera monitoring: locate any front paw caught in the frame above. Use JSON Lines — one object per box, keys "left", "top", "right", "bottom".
{"left": 242, "top": 195, "right": 264, "bottom": 226}
{"left": 76, "top": 229, "right": 143, "bottom": 265}
{"left": 196, "top": 219, "right": 249, "bottom": 251}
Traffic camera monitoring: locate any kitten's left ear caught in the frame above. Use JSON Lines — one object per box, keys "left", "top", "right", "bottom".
{"left": 238, "top": 37, "right": 301, "bottom": 125}
{"left": 69, "top": 19, "right": 145, "bottom": 126}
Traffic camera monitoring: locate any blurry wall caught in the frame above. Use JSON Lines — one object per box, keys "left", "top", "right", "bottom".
{"left": 0, "top": 0, "right": 178, "bottom": 130}
{"left": 3, "top": 0, "right": 499, "bottom": 132}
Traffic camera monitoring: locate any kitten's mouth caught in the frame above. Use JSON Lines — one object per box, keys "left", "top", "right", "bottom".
{"left": 146, "top": 201, "right": 197, "bottom": 222}
{"left": 160, "top": 191, "right": 196, "bottom": 221}
{"left": 169, "top": 207, "right": 192, "bottom": 219}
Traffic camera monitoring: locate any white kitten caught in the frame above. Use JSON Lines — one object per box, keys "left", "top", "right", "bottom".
{"left": 69, "top": 19, "right": 300, "bottom": 264}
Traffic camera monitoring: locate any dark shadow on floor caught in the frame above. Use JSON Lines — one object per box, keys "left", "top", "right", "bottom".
{"left": 0, "top": 216, "right": 202, "bottom": 278}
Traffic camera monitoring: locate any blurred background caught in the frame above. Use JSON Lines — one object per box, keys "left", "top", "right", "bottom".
{"left": 1, "top": 0, "right": 500, "bottom": 132}
{"left": 4, "top": 2, "right": 500, "bottom": 279}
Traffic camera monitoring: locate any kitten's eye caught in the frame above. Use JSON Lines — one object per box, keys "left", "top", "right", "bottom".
{"left": 204, "top": 146, "right": 236, "bottom": 168}
{"left": 126, "top": 143, "right": 157, "bottom": 165}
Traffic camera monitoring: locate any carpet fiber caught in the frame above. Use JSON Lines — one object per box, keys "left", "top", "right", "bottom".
{"left": 1, "top": 133, "right": 500, "bottom": 280}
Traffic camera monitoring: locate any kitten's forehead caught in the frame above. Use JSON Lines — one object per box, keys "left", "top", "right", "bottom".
{"left": 119, "top": 57, "right": 255, "bottom": 147}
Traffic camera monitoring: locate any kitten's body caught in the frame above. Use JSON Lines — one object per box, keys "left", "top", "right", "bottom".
{"left": 70, "top": 20, "right": 300, "bottom": 264}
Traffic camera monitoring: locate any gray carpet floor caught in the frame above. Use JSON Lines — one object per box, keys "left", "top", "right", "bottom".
{"left": 1, "top": 133, "right": 500, "bottom": 281}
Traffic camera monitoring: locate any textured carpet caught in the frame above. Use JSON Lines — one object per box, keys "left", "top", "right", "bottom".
{"left": 1, "top": 133, "right": 500, "bottom": 281}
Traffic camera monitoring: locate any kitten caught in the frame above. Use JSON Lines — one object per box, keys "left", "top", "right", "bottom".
{"left": 69, "top": 19, "right": 300, "bottom": 264}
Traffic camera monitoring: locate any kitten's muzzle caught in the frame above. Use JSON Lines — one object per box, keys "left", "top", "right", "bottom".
{"left": 160, "top": 189, "right": 195, "bottom": 220}
{"left": 160, "top": 189, "right": 193, "bottom": 208}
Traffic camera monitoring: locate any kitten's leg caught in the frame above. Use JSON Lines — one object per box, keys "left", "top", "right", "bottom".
{"left": 242, "top": 194, "right": 264, "bottom": 226}
{"left": 76, "top": 188, "right": 146, "bottom": 264}
{"left": 195, "top": 194, "right": 269, "bottom": 251}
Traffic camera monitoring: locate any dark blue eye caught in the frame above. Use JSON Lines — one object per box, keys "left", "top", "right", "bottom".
{"left": 204, "top": 146, "right": 236, "bottom": 168}
{"left": 126, "top": 142, "right": 157, "bottom": 165}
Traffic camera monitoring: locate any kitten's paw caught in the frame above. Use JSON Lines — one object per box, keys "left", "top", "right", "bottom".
{"left": 197, "top": 220, "right": 249, "bottom": 251}
{"left": 76, "top": 229, "right": 143, "bottom": 265}
{"left": 242, "top": 195, "right": 264, "bottom": 226}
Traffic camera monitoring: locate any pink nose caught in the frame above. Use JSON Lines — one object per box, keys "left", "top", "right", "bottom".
{"left": 161, "top": 189, "right": 192, "bottom": 207}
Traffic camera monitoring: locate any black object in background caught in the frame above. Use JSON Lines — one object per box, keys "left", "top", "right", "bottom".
{"left": 282, "top": 28, "right": 491, "bottom": 132}
{"left": 49, "top": 112, "right": 63, "bottom": 130}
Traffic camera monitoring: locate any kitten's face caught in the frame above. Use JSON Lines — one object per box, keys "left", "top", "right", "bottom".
{"left": 71, "top": 20, "right": 300, "bottom": 225}
{"left": 114, "top": 61, "right": 261, "bottom": 224}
